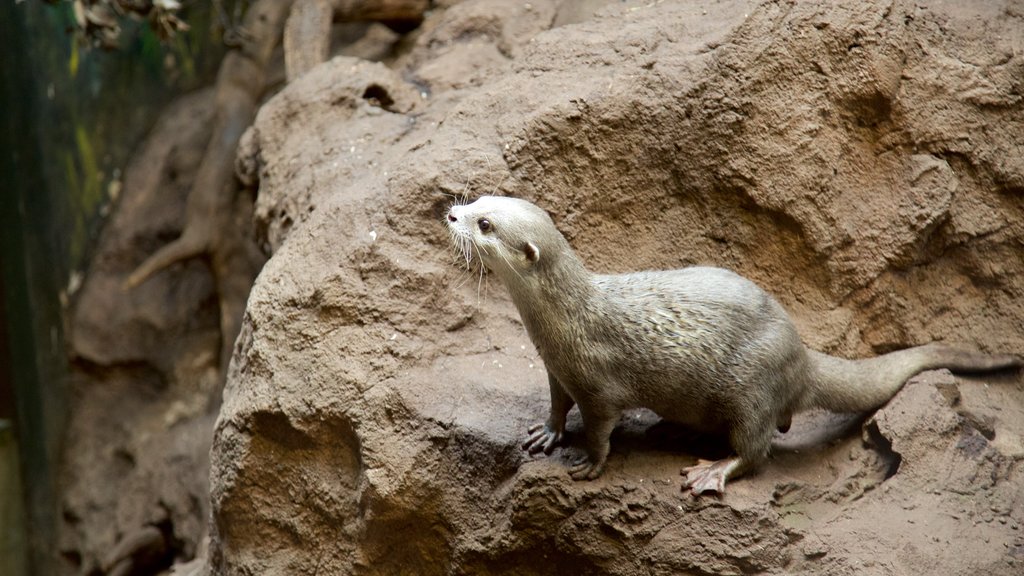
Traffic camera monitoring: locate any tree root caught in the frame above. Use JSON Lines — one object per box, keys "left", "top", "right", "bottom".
{"left": 124, "top": 0, "right": 293, "bottom": 375}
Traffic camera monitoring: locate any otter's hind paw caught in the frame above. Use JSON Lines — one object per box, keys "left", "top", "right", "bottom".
{"left": 523, "top": 423, "right": 564, "bottom": 455}
{"left": 568, "top": 456, "right": 605, "bottom": 480}
{"left": 681, "top": 458, "right": 732, "bottom": 496}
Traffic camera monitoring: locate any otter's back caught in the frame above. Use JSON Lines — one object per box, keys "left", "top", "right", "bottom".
{"left": 590, "top": 267, "right": 804, "bottom": 423}
{"left": 594, "top": 266, "right": 783, "bottom": 343}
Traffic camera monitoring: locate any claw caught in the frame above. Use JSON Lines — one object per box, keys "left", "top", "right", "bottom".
{"left": 522, "top": 423, "right": 563, "bottom": 455}
{"left": 681, "top": 458, "right": 737, "bottom": 496}
{"left": 569, "top": 457, "right": 604, "bottom": 480}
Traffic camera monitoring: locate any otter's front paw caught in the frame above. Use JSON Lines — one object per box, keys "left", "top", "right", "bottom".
{"left": 522, "top": 423, "right": 564, "bottom": 455}
{"left": 568, "top": 456, "right": 605, "bottom": 480}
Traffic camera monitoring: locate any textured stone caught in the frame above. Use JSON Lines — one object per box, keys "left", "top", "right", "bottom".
{"left": 210, "top": 1, "right": 1024, "bottom": 574}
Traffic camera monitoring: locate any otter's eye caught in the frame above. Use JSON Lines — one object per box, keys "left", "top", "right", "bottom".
{"left": 477, "top": 219, "right": 492, "bottom": 233}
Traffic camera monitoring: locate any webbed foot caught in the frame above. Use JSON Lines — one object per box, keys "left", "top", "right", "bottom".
{"left": 523, "top": 423, "right": 564, "bottom": 455}
{"left": 568, "top": 455, "right": 606, "bottom": 480}
{"left": 681, "top": 458, "right": 739, "bottom": 496}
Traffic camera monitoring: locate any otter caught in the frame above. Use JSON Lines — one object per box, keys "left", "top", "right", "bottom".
{"left": 445, "top": 195, "right": 1022, "bottom": 495}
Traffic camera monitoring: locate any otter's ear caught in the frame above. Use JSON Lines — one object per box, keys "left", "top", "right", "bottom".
{"left": 523, "top": 241, "right": 540, "bottom": 263}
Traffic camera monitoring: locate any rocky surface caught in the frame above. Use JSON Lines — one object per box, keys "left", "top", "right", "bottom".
{"left": 210, "top": 0, "right": 1024, "bottom": 574}
{"left": 60, "top": 89, "right": 225, "bottom": 574}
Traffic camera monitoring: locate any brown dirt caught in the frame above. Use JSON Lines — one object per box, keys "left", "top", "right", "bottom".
{"left": 67, "top": 0, "right": 1024, "bottom": 574}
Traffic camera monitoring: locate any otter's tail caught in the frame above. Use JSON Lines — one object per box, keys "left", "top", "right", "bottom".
{"left": 803, "top": 343, "right": 1022, "bottom": 413}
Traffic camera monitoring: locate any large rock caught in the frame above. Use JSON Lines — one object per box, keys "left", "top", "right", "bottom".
{"left": 210, "top": 0, "right": 1024, "bottom": 574}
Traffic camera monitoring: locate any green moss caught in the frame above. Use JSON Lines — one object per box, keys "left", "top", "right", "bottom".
{"left": 69, "top": 39, "right": 80, "bottom": 77}
{"left": 70, "top": 125, "right": 104, "bottom": 265}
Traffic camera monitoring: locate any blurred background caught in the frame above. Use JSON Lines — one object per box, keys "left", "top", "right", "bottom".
{"left": 1, "top": 2, "right": 230, "bottom": 573}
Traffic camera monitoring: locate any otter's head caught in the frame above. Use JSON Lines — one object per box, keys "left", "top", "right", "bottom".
{"left": 445, "top": 196, "right": 561, "bottom": 281}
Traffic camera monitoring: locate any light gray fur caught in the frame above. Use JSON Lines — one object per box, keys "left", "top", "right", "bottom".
{"left": 445, "top": 195, "right": 1023, "bottom": 492}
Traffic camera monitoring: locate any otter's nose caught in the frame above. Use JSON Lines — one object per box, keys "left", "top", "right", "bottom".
{"left": 447, "top": 212, "right": 458, "bottom": 223}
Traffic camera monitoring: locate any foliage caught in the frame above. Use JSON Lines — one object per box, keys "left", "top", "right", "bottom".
{"left": 54, "top": 0, "right": 190, "bottom": 48}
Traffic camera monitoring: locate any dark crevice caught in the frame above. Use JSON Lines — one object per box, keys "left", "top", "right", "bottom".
{"left": 864, "top": 420, "right": 901, "bottom": 480}
{"left": 362, "top": 84, "right": 396, "bottom": 112}
{"left": 83, "top": 518, "right": 178, "bottom": 576}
